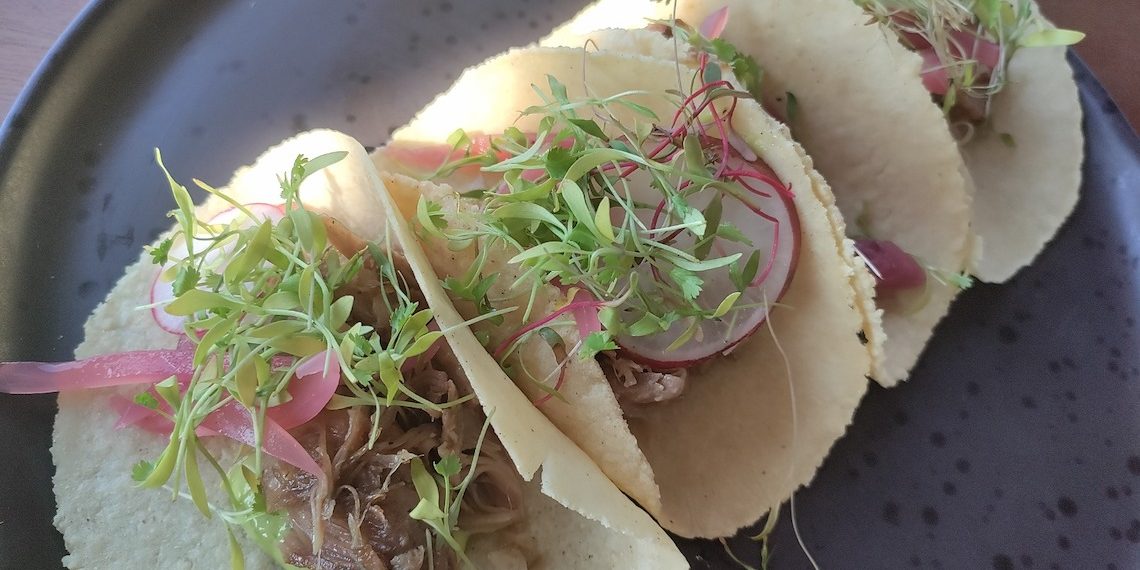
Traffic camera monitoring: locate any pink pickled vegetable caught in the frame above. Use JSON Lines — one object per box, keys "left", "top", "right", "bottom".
{"left": 493, "top": 299, "right": 608, "bottom": 360}
{"left": 110, "top": 350, "right": 337, "bottom": 431}
{"left": 1, "top": 342, "right": 332, "bottom": 478}
{"left": 111, "top": 395, "right": 175, "bottom": 433}
{"left": 949, "top": 29, "right": 1001, "bottom": 70}
{"left": 918, "top": 49, "right": 951, "bottom": 96}
{"left": 855, "top": 239, "right": 927, "bottom": 292}
{"left": 112, "top": 393, "right": 319, "bottom": 476}
{"left": 900, "top": 27, "right": 1001, "bottom": 98}
{"left": 267, "top": 350, "right": 340, "bottom": 429}
{"left": 201, "top": 401, "right": 322, "bottom": 477}
{"left": 0, "top": 349, "right": 192, "bottom": 394}
{"left": 699, "top": 6, "right": 730, "bottom": 39}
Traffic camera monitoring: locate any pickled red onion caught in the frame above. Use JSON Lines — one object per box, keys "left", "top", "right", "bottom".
{"left": 110, "top": 394, "right": 319, "bottom": 476}
{"left": 1, "top": 345, "right": 334, "bottom": 478}
{"left": 265, "top": 350, "right": 339, "bottom": 429}
{"left": 201, "top": 401, "right": 322, "bottom": 477}
{"left": 0, "top": 349, "right": 193, "bottom": 394}
{"left": 568, "top": 289, "right": 603, "bottom": 340}
{"left": 918, "top": 49, "right": 951, "bottom": 96}
{"left": 110, "top": 350, "right": 338, "bottom": 431}
{"left": 699, "top": 6, "right": 730, "bottom": 40}
{"left": 854, "top": 239, "right": 927, "bottom": 292}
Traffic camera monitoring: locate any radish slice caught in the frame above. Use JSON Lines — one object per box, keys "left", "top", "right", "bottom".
{"left": 616, "top": 150, "right": 801, "bottom": 369}
{"left": 386, "top": 130, "right": 801, "bottom": 369}
{"left": 150, "top": 203, "right": 285, "bottom": 333}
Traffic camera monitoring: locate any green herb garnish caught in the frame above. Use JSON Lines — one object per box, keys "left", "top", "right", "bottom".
{"left": 856, "top": 0, "right": 1083, "bottom": 123}
{"left": 140, "top": 150, "right": 494, "bottom": 566}
{"left": 417, "top": 66, "right": 786, "bottom": 371}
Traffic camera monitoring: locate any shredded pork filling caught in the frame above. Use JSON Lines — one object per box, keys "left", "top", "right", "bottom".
{"left": 263, "top": 223, "right": 523, "bottom": 570}
{"left": 598, "top": 351, "right": 688, "bottom": 412}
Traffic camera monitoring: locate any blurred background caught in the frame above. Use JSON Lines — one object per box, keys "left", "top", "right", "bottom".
{"left": 1, "top": 0, "right": 1138, "bottom": 129}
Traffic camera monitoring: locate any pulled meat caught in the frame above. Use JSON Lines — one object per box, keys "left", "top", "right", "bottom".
{"left": 264, "top": 223, "right": 524, "bottom": 569}
{"left": 264, "top": 407, "right": 454, "bottom": 570}
{"left": 324, "top": 215, "right": 425, "bottom": 335}
{"left": 598, "top": 352, "right": 687, "bottom": 413}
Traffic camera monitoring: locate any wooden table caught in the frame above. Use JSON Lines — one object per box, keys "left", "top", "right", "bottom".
{"left": 2, "top": 1, "right": 1138, "bottom": 129}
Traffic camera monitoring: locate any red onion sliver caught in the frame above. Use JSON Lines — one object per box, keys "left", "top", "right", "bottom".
{"left": 201, "top": 402, "right": 323, "bottom": 477}
{"left": 919, "top": 49, "right": 951, "bottom": 96}
{"left": 0, "top": 349, "right": 193, "bottom": 394}
{"left": 265, "top": 350, "right": 340, "bottom": 429}
{"left": 855, "top": 239, "right": 927, "bottom": 292}
{"left": 949, "top": 29, "right": 1001, "bottom": 70}
{"left": 699, "top": 6, "right": 730, "bottom": 40}
{"left": 111, "top": 395, "right": 173, "bottom": 434}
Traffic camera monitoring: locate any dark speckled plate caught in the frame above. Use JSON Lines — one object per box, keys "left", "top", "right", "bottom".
{"left": 1, "top": 1, "right": 1137, "bottom": 568}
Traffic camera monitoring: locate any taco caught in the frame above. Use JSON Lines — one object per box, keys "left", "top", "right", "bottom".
{"left": 0, "top": 130, "right": 686, "bottom": 569}
{"left": 546, "top": 0, "right": 1083, "bottom": 377}
{"left": 372, "top": 47, "right": 873, "bottom": 538}
{"left": 854, "top": 0, "right": 1084, "bottom": 282}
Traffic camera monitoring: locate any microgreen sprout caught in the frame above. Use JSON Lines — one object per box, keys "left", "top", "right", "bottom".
{"left": 416, "top": 42, "right": 794, "bottom": 383}
{"left": 409, "top": 413, "right": 495, "bottom": 566}
{"left": 137, "top": 150, "right": 487, "bottom": 566}
{"left": 856, "top": 0, "right": 1083, "bottom": 126}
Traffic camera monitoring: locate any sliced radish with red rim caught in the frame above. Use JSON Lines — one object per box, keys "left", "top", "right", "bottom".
{"left": 150, "top": 203, "right": 285, "bottom": 333}
{"left": 617, "top": 149, "right": 800, "bottom": 369}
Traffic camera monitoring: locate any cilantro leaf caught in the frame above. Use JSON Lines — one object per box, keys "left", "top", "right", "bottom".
{"left": 580, "top": 331, "right": 618, "bottom": 360}
{"left": 732, "top": 54, "right": 764, "bottom": 102}
{"left": 568, "top": 118, "right": 608, "bottom": 140}
{"left": 669, "top": 267, "right": 704, "bottom": 300}
{"left": 544, "top": 146, "right": 576, "bottom": 180}
{"left": 147, "top": 238, "right": 174, "bottom": 265}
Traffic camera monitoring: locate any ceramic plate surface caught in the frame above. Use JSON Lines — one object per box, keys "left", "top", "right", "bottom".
{"left": 1, "top": 1, "right": 1137, "bottom": 568}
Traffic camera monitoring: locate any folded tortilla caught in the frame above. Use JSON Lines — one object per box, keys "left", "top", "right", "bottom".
{"left": 543, "top": 0, "right": 978, "bottom": 385}
{"left": 373, "top": 48, "right": 872, "bottom": 538}
{"left": 959, "top": 6, "right": 1083, "bottom": 282}
{"left": 51, "top": 129, "right": 685, "bottom": 569}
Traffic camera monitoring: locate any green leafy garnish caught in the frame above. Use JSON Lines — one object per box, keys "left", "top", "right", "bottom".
{"left": 141, "top": 150, "right": 490, "bottom": 567}
{"left": 581, "top": 330, "right": 619, "bottom": 360}
{"left": 409, "top": 414, "right": 495, "bottom": 567}
{"left": 417, "top": 66, "right": 780, "bottom": 368}
{"left": 856, "top": 0, "right": 1083, "bottom": 124}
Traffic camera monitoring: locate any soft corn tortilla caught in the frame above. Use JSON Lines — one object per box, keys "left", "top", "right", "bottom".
{"left": 544, "top": 0, "right": 977, "bottom": 385}
{"left": 374, "top": 47, "right": 872, "bottom": 538}
{"left": 51, "top": 129, "right": 685, "bottom": 569}
{"left": 963, "top": 34, "right": 1083, "bottom": 282}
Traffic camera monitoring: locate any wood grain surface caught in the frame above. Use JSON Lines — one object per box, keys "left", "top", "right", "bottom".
{"left": 1, "top": 1, "right": 1137, "bottom": 129}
